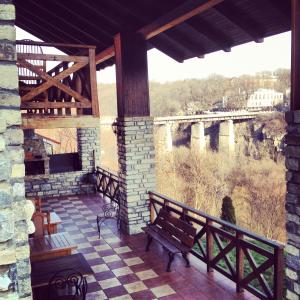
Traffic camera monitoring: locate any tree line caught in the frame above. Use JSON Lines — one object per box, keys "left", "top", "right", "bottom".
{"left": 98, "top": 68, "right": 290, "bottom": 117}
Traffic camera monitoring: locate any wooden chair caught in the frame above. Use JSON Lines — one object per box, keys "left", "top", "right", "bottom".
{"left": 48, "top": 268, "right": 88, "bottom": 300}
{"left": 31, "top": 210, "right": 51, "bottom": 238}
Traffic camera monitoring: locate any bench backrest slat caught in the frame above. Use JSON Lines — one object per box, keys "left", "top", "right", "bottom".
{"left": 156, "top": 208, "right": 196, "bottom": 248}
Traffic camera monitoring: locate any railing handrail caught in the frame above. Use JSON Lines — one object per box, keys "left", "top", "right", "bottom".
{"left": 148, "top": 191, "right": 284, "bottom": 249}
{"left": 96, "top": 166, "right": 119, "bottom": 179}
{"left": 148, "top": 190, "right": 284, "bottom": 300}
{"left": 16, "top": 40, "right": 96, "bottom": 49}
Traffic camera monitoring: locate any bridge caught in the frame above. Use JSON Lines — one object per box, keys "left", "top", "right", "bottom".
{"left": 100, "top": 110, "right": 273, "bottom": 154}
{"left": 154, "top": 110, "right": 267, "bottom": 124}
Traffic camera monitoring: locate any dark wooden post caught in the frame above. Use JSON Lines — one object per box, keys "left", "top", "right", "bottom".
{"left": 273, "top": 247, "right": 284, "bottom": 300}
{"left": 236, "top": 232, "right": 244, "bottom": 293}
{"left": 206, "top": 219, "right": 213, "bottom": 272}
{"left": 291, "top": 0, "right": 300, "bottom": 110}
{"left": 89, "top": 48, "right": 100, "bottom": 117}
{"left": 114, "top": 32, "right": 150, "bottom": 117}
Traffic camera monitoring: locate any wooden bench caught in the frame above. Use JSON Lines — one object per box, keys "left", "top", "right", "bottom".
{"left": 142, "top": 208, "right": 197, "bottom": 272}
{"left": 29, "top": 232, "right": 77, "bottom": 262}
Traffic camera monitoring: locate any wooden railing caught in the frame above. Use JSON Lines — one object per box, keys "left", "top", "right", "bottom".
{"left": 149, "top": 191, "right": 284, "bottom": 300}
{"left": 95, "top": 167, "right": 120, "bottom": 204}
{"left": 16, "top": 40, "right": 99, "bottom": 118}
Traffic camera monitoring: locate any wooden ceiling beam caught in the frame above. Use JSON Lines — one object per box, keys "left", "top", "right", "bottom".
{"left": 96, "top": 0, "right": 222, "bottom": 65}
{"left": 186, "top": 17, "right": 232, "bottom": 52}
{"left": 112, "top": 0, "right": 198, "bottom": 60}
{"left": 94, "top": 0, "right": 186, "bottom": 63}
{"left": 27, "top": 0, "right": 99, "bottom": 44}
{"left": 138, "top": 0, "right": 223, "bottom": 40}
{"left": 265, "top": 0, "right": 290, "bottom": 19}
{"left": 214, "top": 3, "right": 265, "bottom": 43}
{"left": 22, "top": 116, "right": 100, "bottom": 129}
{"left": 51, "top": 0, "right": 111, "bottom": 48}
{"left": 16, "top": 6, "right": 84, "bottom": 46}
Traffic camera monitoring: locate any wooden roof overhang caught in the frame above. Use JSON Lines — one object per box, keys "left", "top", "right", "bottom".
{"left": 15, "top": 0, "right": 291, "bottom": 70}
{"left": 14, "top": 0, "right": 297, "bottom": 129}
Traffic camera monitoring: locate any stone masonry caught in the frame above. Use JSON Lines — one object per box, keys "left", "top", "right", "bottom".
{"left": 285, "top": 110, "right": 300, "bottom": 300}
{"left": 25, "top": 171, "right": 95, "bottom": 198}
{"left": 25, "top": 127, "right": 100, "bottom": 198}
{"left": 116, "top": 117, "right": 156, "bottom": 235}
{"left": 77, "top": 127, "right": 100, "bottom": 173}
{"left": 0, "top": 2, "right": 32, "bottom": 299}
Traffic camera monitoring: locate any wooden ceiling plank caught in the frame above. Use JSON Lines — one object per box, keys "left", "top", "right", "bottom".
{"left": 27, "top": 0, "right": 99, "bottom": 44}
{"left": 51, "top": 0, "right": 112, "bottom": 47}
{"left": 16, "top": 6, "right": 84, "bottom": 45}
{"left": 186, "top": 17, "right": 232, "bottom": 52}
{"left": 214, "top": 3, "right": 265, "bottom": 43}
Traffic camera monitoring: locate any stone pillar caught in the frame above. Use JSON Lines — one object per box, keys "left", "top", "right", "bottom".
{"left": 77, "top": 127, "right": 100, "bottom": 172}
{"left": 284, "top": 111, "right": 300, "bottom": 300}
{"left": 157, "top": 123, "right": 172, "bottom": 152}
{"left": 219, "top": 119, "right": 235, "bottom": 154}
{"left": 191, "top": 121, "right": 206, "bottom": 153}
{"left": 0, "top": 2, "right": 32, "bottom": 299}
{"left": 117, "top": 117, "right": 156, "bottom": 234}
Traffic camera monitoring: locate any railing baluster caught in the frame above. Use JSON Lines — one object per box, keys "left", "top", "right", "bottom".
{"left": 273, "top": 246, "right": 284, "bottom": 300}
{"left": 236, "top": 232, "right": 244, "bottom": 293}
{"left": 206, "top": 219, "right": 213, "bottom": 273}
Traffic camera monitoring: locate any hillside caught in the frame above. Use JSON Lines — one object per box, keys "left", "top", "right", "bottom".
{"left": 98, "top": 68, "right": 290, "bottom": 117}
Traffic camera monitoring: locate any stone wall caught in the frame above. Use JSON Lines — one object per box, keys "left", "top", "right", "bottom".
{"left": 25, "top": 127, "right": 100, "bottom": 198}
{"left": 116, "top": 117, "right": 156, "bottom": 235}
{"left": 25, "top": 171, "right": 95, "bottom": 198}
{"left": 77, "top": 127, "right": 100, "bottom": 173}
{"left": 284, "top": 111, "right": 300, "bottom": 300}
{"left": 0, "top": 2, "right": 32, "bottom": 299}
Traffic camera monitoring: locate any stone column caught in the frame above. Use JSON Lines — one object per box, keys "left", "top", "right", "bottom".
{"left": 219, "top": 119, "right": 235, "bottom": 154}
{"left": 117, "top": 117, "right": 156, "bottom": 234}
{"left": 191, "top": 121, "right": 206, "bottom": 153}
{"left": 77, "top": 127, "right": 100, "bottom": 173}
{"left": 157, "top": 123, "right": 172, "bottom": 152}
{"left": 0, "top": 2, "right": 32, "bottom": 299}
{"left": 285, "top": 111, "right": 300, "bottom": 300}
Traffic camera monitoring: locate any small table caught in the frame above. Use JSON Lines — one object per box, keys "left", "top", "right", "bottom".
{"left": 45, "top": 212, "right": 62, "bottom": 234}
{"left": 31, "top": 253, "right": 93, "bottom": 299}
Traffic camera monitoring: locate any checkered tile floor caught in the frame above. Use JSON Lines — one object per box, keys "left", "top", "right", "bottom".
{"left": 43, "top": 195, "right": 257, "bottom": 300}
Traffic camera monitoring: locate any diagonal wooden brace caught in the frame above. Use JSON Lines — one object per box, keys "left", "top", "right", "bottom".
{"left": 18, "top": 60, "right": 90, "bottom": 105}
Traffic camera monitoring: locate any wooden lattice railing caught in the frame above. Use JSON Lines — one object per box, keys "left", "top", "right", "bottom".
{"left": 149, "top": 191, "right": 284, "bottom": 300}
{"left": 16, "top": 40, "right": 99, "bottom": 118}
{"left": 95, "top": 167, "right": 120, "bottom": 204}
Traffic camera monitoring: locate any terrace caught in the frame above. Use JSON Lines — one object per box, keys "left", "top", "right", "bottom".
{"left": 37, "top": 190, "right": 270, "bottom": 300}
{"left": 0, "top": 0, "right": 299, "bottom": 300}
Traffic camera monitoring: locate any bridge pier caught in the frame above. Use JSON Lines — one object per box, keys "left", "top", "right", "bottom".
{"left": 191, "top": 122, "right": 206, "bottom": 153}
{"left": 219, "top": 120, "right": 235, "bottom": 155}
{"left": 157, "top": 123, "right": 173, "bottom": 152}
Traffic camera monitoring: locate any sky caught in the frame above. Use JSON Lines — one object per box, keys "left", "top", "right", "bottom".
{"left": 16, "top": 27, "right": 291, "bottom": 84}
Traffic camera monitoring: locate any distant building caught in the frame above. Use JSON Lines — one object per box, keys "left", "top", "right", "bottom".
{"left": 247, "top": 89, "right": 284, "bottom": 108}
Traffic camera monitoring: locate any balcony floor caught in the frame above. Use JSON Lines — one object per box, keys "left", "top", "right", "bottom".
{"left": 42, "top": 194, "right": 258, "bottom": 300}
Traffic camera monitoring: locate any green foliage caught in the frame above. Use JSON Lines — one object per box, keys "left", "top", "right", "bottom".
{"left": 220, "top": 196, "right": 236, "bottom": 225}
